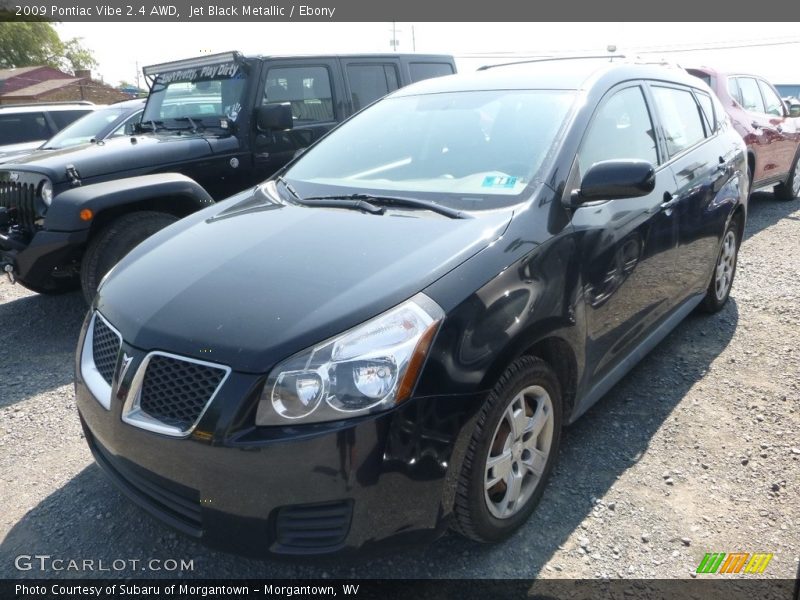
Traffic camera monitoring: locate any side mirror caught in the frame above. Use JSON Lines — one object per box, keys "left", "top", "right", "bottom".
{"left": 790, "top": 105, "right": 800, "bottom": 118}
{"left": 569, "top": 159, "right": 656, "bottom": 206}
{"left": 257, "top": 103, "right": 293, "bottom": 131}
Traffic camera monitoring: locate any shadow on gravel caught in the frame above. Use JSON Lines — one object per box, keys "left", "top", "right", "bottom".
{"left": 743, "top": 190, "right": 799, "bottom": 240}
{"left": 0, "top": 300, "right": 740, "bottom": 579}
{"left": 0, "top": 290, "right": 86, "bottom": 408}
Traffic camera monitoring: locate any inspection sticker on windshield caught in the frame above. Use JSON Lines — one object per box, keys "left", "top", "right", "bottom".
{"left": 482, "top": 176, "right": 517, "bottom": 188}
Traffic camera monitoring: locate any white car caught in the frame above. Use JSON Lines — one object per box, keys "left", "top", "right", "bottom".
{"left": 0, "top": 101, "right": 96, "bottom": 162}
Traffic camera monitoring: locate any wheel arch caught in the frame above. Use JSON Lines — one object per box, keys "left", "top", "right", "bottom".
{"left": 44, "top": 173, "right": 214, "bottom": 233}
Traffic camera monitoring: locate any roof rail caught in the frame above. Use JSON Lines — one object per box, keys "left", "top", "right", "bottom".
{"left": 0, "top": 100, "right": 95, "bottom": 109}
{"left": 478, "top": 54, "right": 627, "bottom": 71}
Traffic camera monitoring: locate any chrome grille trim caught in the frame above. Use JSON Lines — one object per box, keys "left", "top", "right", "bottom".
{"left": 121, "top": 351, "right": 231, "bottom": 438}
{"left": 80, "top": 311, "right": 122, "bottom": 410}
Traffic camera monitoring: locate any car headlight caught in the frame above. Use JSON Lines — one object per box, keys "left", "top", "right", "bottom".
{"left": 39, "top": 179, "right": 53, "bottom": 206}
{"left": 255, "top": 293, "right": 444, "bottom": 426}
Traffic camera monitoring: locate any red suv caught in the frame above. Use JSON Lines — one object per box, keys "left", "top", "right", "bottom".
{"left": 688, "top": 67, "right": 800, "bottom": 200}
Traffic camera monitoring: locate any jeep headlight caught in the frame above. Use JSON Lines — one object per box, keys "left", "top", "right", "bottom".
{"left": 39, "top": 179, "right": 53, "bottom": 206}
{"left": 255, "top": 293, "right": 444, "bottom": 425}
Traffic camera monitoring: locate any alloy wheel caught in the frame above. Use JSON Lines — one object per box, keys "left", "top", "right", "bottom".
{"left": 714, "top": 230, "right": 737, "bottom": 301}
{"left": 484, "top": 385, "right": 554, "bottom": 519}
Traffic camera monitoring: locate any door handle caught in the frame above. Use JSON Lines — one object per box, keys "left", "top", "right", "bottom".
{"left": 660, "top": 192, "right": 679, "bottom": 210}
{"left": 751, "top": 121, "right": 761, "bottom": 129}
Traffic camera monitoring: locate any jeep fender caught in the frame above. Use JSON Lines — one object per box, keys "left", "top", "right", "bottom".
{"left": 43, "top": 173, "right": 214, "bottom": 232}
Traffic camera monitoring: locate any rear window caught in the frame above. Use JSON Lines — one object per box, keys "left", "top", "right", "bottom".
{"left": 409, "top": 62, "right": 455, "bottom": 82}
{"left": 0, "top": 112, "right": 51, "bottom": 145}
{"left": 346, "top": 64, "right": 400, "bottom": 111}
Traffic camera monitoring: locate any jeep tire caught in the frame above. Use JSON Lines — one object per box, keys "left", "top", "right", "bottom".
{"left": 80, "top": 211, "right": 178, "bottom": 304}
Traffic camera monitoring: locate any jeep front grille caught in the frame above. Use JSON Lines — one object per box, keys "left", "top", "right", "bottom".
{"left": 0, "top": 178, "right": 37, "bottom": 230}
{"left": 122, "top": 352, "right": 230, "bottom": 437}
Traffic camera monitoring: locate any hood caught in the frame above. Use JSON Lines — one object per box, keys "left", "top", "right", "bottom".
{"left": 0, "top": 142, "right": 41, "bottom": 164}
{"left": 0, "top": 134, "right": 213, "bottom": 184}
{"left": 98, "top": 196, "right": 513, "bottom": 373}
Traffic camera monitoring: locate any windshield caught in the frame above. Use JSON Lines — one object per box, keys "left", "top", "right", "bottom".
{"left": 143, "top": 61, "right": 247, "bottom": 126}
{"left": 284, "top": 90, "right": 575, "bottom": 209}
{"left": 44, "top": 107, "right": 132, "bottom": 149}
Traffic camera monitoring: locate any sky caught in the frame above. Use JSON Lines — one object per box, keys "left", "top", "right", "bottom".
{"left": 55, "top": 22, "right": 800, "bottom": 88}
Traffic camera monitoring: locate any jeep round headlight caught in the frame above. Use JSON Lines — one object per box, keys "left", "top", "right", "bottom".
{"left": 40, "top": 179, "right": 53, "bottom": 206}
{"left": 255, "top": 293, "right": 444, "bottom": 426}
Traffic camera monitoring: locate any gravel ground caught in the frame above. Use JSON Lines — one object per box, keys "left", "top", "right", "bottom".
{"left": 0, "top": 191, "right": 798, "bottom": 580}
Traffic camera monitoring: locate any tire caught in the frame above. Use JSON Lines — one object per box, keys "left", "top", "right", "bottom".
{"left": 80, "top": 211, "right": 178, "bottom": 304}
{"left": 452, "top": 355, "right": 563, "bottom": 543}
{"left": 700, "top": 218, "right": 740, "bottom": 313}
{"left": 774, "top": 153, "right": 800, "bottom": 201}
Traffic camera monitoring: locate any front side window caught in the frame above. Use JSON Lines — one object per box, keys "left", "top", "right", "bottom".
{"left": 0, "top": 113, "right": 50, "bottom": 145}
{"left": 651, "top": 86, "right": 706, "bottom": 156}
{"left": 727, "top": 77, "right": 742, "bottom": 104}
{"left": 144, "top": 61, "right": 248, "bottom": 125}
{"left": 346, "top": 64, "right": 399, "bottom": 111}
{"left": 579, "top": 86, "right": 658, "bottom": 173}
{"left": 263, "top": 66, "right": 334, "bottom": 123}
{"left": 285, "top": 89, "right": 575, "bottom": 209}
{"left": 736, "top": 77, "right": 766, "bottom": 113}
{"left": 757, "top": 80, "right": 784, "bottom": 116}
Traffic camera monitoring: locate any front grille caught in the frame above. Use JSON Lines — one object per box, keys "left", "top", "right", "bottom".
{"left": 87, "top": 429, "right": 203, "bottom": 536}
{"left": 275, "top": 501, "right": 353, "bottom": 550}
{"left": 139, "top": 355, "right": 227, "bottom": 431}
{"left": 0, "top": 178, "right": 37, "bottom": 230}
{"left": 92, "top": 316, "right": 121, "bottom": 385}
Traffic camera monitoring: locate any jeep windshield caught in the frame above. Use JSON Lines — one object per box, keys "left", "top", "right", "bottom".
{"left": 142, "top": 61, "right": 247, "bottom": 132}
{"left": 283, "top": 89, "right": 575, "bottom": 210}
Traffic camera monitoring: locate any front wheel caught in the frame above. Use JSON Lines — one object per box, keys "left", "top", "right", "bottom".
{"left": 452, "top": 356, "right": 562, "bottom": 543}
{"left": 774, "top": 154, "right": 800, "bottom": 201}
{"left": 80, "top": 211, "right": 178, "bottom": 304}
{"left": 700, "top": 219, "right": 740, "bottom": 313}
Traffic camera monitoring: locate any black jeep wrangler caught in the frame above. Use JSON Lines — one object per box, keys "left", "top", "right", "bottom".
{"left": 0, "top": 51, "right": 455, "bottom": 302}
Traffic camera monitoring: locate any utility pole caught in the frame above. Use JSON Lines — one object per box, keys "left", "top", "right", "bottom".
{"left": 412, "top": 25, "right": 416, "bottom": 52}
{"left": 389, "top": 22, "right": 401, "bottom": 51}
{"left": 135, "top": 61, "right": 140, "bottom": 90}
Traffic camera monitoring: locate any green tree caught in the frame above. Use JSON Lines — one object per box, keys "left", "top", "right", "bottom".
{"left": 0, "top": 22, "right": 62, "bottom": 69}
{"left": 0, "top": 22, "right": 97, "bottom": 74}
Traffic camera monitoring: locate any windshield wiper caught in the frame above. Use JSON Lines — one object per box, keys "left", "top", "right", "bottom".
{"left": 302, "top": 193, "right": 469, "bottom": 219}
{"left": 138, "top": 119, "right": 164, "bottom": 132}
{"left": 171, "top": 116, "right": 202, "bottom": 133}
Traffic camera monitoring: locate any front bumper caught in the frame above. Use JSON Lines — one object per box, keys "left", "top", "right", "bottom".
{"left": 1, "top": 228, "right": 87, "bottom": 285}
{"left": 75, "top": 321, "right": 484, "bottom": 557}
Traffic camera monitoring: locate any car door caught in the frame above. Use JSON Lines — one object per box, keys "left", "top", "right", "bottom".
{"left": 571, "top": 83, "right": 681, "bottom": 382}
{"left": 734, "top": 76, "right": 793, "bottom": 183}
{"left": 646, "top": 83, "right": 737, "bottom": 299}
{"left": 756, "top": 78, "right": 800, "bottom": 176}
{"left": 254, "top": 59, "right": 343, "bottom": 177}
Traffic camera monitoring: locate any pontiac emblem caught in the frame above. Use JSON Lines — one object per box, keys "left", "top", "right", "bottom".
{"left": 118, "top": 352, "right": 134, "bottom": 382}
